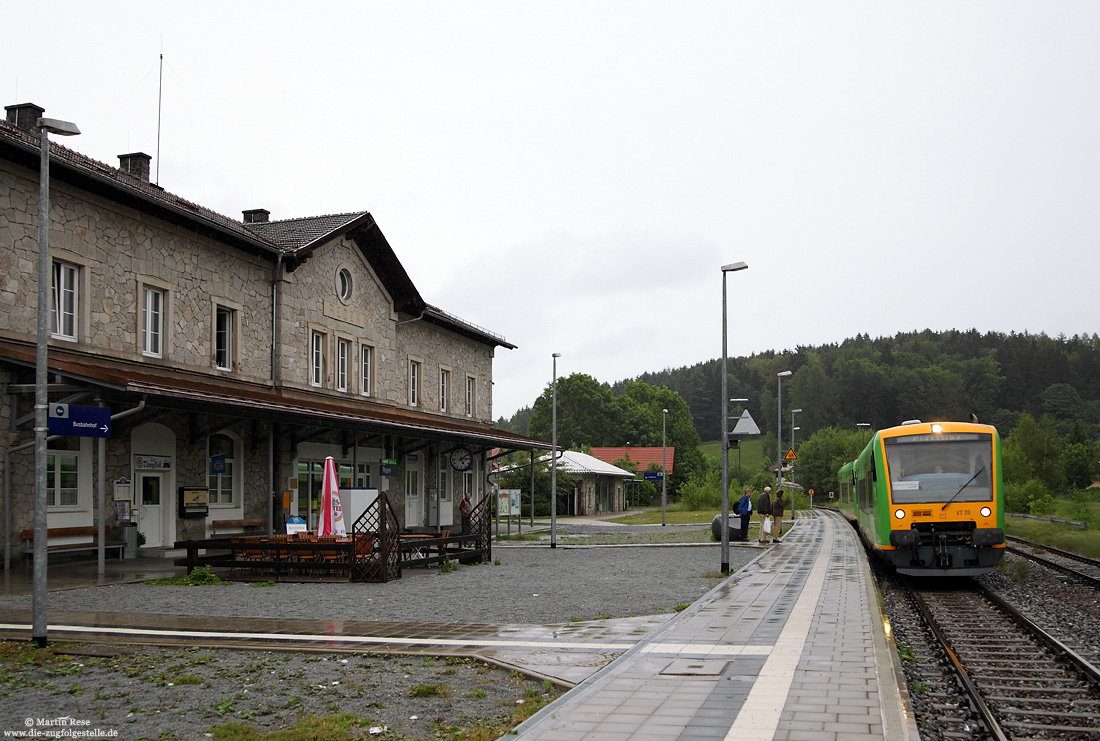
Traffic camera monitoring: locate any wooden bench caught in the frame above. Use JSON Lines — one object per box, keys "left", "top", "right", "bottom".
{"left": 210, "top": 518, "right": 266, "bottom": 536}
{"left": 22, "top": 526, "right": 124, "bottom": 564}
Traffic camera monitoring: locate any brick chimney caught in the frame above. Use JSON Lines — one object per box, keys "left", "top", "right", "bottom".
{"left": 242, "top": 208, "right": 270, "bottom": 224}
{"left": 118, "top": 152, "right": 152, "bottom": 182}
{"left": 4, "top": 103, "right": 46, "bottom": 133}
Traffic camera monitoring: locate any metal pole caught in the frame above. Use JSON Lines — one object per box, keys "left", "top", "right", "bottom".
{"left": 777, "top": 374, "right": 783, "bottom": 490}
{"left": 97, "top": 400, "right": 106, "bottom": 577}
{"left": 33, "top": 128, "right": 51, "bottom": 647}
{"left": 529, "top": 449, "right": 535, "bottom": 527}
{"left": 661, "top": 409, "right": 667, "bottom": 527}
{"left": 550, "top": 353, "right": 559, "bottom": 549}
{"left": 791, "top": 408, "right": 801, "bottom": 520}
{"left": 720, "top": 273, "right": 730, "bottom": 573}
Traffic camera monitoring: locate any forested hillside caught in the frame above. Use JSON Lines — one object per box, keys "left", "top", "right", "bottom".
{"left": 501, "top": 329, "right": 1100, "bottom": 448}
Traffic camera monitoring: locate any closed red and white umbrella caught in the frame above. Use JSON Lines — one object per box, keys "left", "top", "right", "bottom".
{"left": 318, "top": 456, "right": 346, "bottom": 537}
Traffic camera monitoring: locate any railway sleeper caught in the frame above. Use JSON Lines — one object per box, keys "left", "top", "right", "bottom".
{"left": 1000, "top": 720, "right": 1100, "bottom": 735}
{"left": 985, "top": 694, "right": 1100, "bottom": 708}
{"left": 990, "top": 706, "right": 1100, "bottom": 722}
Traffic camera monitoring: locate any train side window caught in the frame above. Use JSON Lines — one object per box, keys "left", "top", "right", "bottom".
{"left": 870, "top": 455, "right": 877, "bottom": 481}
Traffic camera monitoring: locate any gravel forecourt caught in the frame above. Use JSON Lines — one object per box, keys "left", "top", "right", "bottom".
{"left": 0, "top": 524, "right": 756, "bottom": 740}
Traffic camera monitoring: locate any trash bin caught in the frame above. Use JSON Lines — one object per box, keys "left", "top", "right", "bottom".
{"left": 122, "top": 522, "right": 138, "bottom": 559}
{"left": 710, "top": 514, "right": 741, "bottom": 542}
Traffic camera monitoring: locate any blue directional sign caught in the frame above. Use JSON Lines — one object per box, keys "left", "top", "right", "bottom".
{"left": 643, "top": 472, "right": 664, "bottom": 481}
{"left": 47, "top": 403, "right": 111, "bottom": 438}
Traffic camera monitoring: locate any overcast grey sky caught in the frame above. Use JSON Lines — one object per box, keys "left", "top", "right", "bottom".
{"left": 8, "top": 2, "right": 1099, "bottom": 419}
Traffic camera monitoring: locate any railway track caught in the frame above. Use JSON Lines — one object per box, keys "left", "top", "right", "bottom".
{"left": 1006, "top": 536, "right": 1100, "bottom": 588}
{"left": 907, "top": 581, "right": 1100, "bottom": 739}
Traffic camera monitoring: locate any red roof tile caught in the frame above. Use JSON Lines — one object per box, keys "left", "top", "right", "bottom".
{"left": 588, "top": 447, "right": 674, "bottom": 476}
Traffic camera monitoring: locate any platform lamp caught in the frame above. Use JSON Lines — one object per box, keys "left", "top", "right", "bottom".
{"left": 661, "top": 409, "right": 668, "bottom": 526}
{"left": 550, "top": 353, "right": 560, "bottom": 549}
{"left": 790, "top": 407, "right": 802, "bottom": 517}
{"left": 857, "top": 422, "right": 871, "bottom": 446}
{"left": 720, "top": 261, "right": 748, "bottom": 574}
{"left": 776, "top": 371, "right": 791, "bottom": 491}
{"left": 33, "top": 116, "right": 81, "bottom": 649}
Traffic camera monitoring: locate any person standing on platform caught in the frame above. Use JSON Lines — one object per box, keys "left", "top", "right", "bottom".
{"left": 772, "top": 489, "right": 788, "bottom": 543}
{"left": 459, "top": 492, "right": 473, "bottom": 535}
{"left": 736, "top": 488, "right": 753, "bottom": 542}
{"left": 756, "top": 486, "right": 772, "bottom": 544}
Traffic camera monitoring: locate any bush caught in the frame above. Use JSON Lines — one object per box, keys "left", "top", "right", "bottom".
{"left": 1026, "top": 482, "right": 1057, "bottom": 516}
{"left": 677, "top": 470, "right": 721, "bottom": 511}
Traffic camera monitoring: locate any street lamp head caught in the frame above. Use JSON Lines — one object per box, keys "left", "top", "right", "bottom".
{"left": 37, "top": 118, "right": 80, "bottom": 136}
{"left": 792, "top": 408, "right": 802, "bottom": 413}
{"left": 552, "top": 353, "right": 560, "bottom": 358}
{"left": 721, "top": 261, "right": 748, "bottom": 273}
{"left": 777, "top": 370, "right": 792, "bottom": 378}
{"left": 856, "top": 423, "right": 870, "bottom": 428}
{"left": 730, "top": 397, "right": 748, "bottom": 403}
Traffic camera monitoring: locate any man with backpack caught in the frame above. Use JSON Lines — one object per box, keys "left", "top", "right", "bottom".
{"left": 735, "top": 488, "right": 753, "bottom": 541}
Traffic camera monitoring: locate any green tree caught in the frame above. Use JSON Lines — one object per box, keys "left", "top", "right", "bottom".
{"left": 795, "top": 427, "right": 865, "bottom": 497}
{"left": 1061, "top": 442, "right": 1097, "bottom": 490}
{"left": 1005, "top": 413, "right": 1065, "bottom": 491}
{"left": 528, "top": 373, "right": 622, "bottom": 449}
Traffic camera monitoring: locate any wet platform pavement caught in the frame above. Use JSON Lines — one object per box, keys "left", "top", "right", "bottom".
{"left": 512, "top": 510, "right": 919, "bottom": 740}
{"left": 0, "top": 510, "right": 918, "bottom": 739}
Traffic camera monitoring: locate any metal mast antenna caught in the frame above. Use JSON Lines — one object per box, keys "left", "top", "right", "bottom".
{"left": 156, "top": 52, "right": 163, "bottom": 186}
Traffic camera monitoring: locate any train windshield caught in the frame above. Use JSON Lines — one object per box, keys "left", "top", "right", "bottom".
{"left": 883, "top": 432, "right": 993, "bottom": 505}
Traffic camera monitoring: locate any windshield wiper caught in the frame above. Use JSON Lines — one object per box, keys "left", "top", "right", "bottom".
{"left": 941, "top": 467, "right": 985, "bottom": 511}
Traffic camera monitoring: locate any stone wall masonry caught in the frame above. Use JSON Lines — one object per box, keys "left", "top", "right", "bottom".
{"left": 275, "top": 236, "right": 497, "bottom": 423}
{"left": 397, "top": 319, "right": 494, "bottom": 424}
{"left": 0, "top": 160, "right": 275, "bottom": 383}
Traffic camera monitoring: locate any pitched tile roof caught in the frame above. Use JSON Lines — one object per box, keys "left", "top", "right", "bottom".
{"left": 588, "top": 447, "right": 675, "bottom": 476}
{"left": 0, "top": 114, "right": 514, "bottom": 350}
{"left": 243, "top": 212, "right": 372, "bottom": 251}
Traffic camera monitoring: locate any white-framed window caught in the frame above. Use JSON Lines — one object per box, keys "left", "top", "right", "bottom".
{"left": 214, "top": 305, "right": 234, "bottom": 370}
{"left": 142, "top": 286, "right": 164, "bottom": 357}
{"left": 51, "top": 261, "right": 78, "bottom": 340}
{"left": 46, "top": 451, "right": 79, "bottom": 508}
{"left": 360, "top": 345, "right": 374, "bottom": 397}
{"left": 310, "top": 331, "right": 326, "bottom": 387}
{"left": 465, "top": 376, "right": 476, "bottom": 417}
{"left": 409, "top": 359, "right": 421, "bottom": 406}
{"left": 440, "top": 368, "right": 450, "bottom": 412}
{"left": 336, "top": 338, "right": 350, "bottom": 392}
{"left": 207, "top": 433, "right": 238, "bottom": 505}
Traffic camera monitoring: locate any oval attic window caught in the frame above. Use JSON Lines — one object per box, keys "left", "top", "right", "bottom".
{"left": 337, "top": 268, "right": 353, "bottom": 301}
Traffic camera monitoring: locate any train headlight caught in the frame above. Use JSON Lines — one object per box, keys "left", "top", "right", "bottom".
{"left": 980, "top": 507, "right": 991, "bottom": 517}
{"left": 894, "top": 509, "right": 906, "bottom": 520}
{"left": 931, "top": 423, "right": 943, "bottom": 433}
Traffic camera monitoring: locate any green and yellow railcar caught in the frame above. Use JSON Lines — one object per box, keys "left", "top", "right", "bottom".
{"left": 837, "top": 421, "right": 1004, "bottom": 576}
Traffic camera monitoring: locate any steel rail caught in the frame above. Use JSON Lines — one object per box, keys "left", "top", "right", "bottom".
{"left": 905, "top": 583, "right": 1008, "bottom": 741}
{"left": 1006, "top": 535, "right": 1100, "bottom": 588}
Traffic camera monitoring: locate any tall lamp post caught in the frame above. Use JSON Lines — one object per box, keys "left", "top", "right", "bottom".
{"left": 790, "top": 407, "right": 802, "bottom": 520}
{"left": 857, "top": 422, "right": 870, "bottom": 447}
{"left": 33, "top": 115, "right": 81, "bottom": 649}
{"left": 720, "top": 261, "right": 748, "bottom": 574}
{"left": 550, "top": 353, "right": 560, "bottom": 549}
{"left": 776, "top": 371, "right": 791, "bottom": 492}
{"left": 661, "top": 409, "right": 668, "bottom": 526}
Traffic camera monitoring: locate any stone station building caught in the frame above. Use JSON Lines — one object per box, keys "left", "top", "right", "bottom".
{"left": 0, "top": 102, "right": 548, "bottom": 564}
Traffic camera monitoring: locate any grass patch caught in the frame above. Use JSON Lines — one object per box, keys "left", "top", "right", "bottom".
{"left": 249, "top": 581, "right": 276, "bottom": 588}
{"left": 147, "top": 565, "right": 229, "bottom": 586}
{"left": 409, "top": 683, "right": 446, "bottom": 698}
{"left": 609, "top": 509, "right": 716, "bottom": 526}
{"left": 209, "top": 712, "right": 370, "bottom": 740}
{"left": 495, "top": 532, "right": 542, "bottom": 542}
{"left": 1005, "top": 513, "right": 1100, "bottom": 559}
